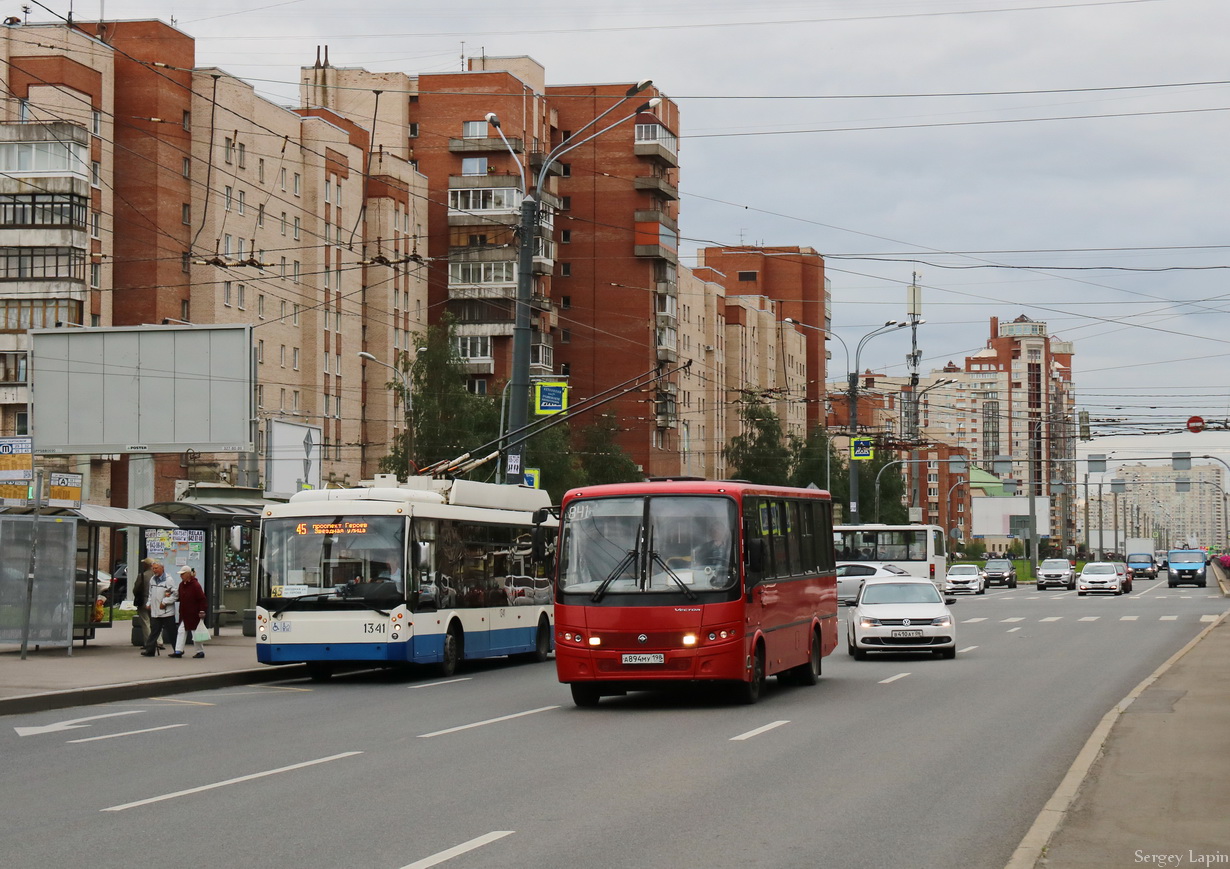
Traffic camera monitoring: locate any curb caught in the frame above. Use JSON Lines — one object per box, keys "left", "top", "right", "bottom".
{"left": 1003, "top": 609, "right": 1229, "bottom": 869}
{"left": 0, "top": 664, "right": 307, "bottom": 718}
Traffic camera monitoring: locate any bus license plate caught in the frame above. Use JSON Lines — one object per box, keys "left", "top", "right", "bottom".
{"left": 891, "top": 630, "right": 923, "bottom": 638}
{"left": 622, "top": 653, "right": 665, "bottom": 665}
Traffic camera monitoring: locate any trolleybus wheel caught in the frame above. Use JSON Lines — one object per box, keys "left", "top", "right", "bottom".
{"left": 305, "top": 662, "right": 333, "bottom": 682}
{"left": 737, "top": 645, "right": 766, "bottom": 704}
{"left": 439, "top": 624, "right": 462, "bottom": 677}
{"left": 571, "top": 683, "right": 601, "bottom": 707}
{"left": 530, "top": 618, "right": 551, "bottom": 662}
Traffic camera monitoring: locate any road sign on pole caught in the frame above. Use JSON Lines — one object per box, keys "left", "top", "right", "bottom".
{"left": 851, "top": 438, "right": 874, "bottom": 461}
{"left": 1186, "top": 416, "right": 1205, "bottom": 433}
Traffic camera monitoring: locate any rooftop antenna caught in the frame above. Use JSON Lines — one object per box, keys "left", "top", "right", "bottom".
{"left": 460, "top": 41, "right": 465, "bottom": 71}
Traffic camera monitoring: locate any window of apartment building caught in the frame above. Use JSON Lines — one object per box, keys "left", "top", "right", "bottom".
{"left": 181, "top": 203, "right": 190, "bottom": 225}
{"left": 324, "top": 179, "right": 331, "bottom": 203}
{"left": 90, "top": 211, "right": 100, "bottom": 239}
{"left": 236, "top": 284, "right": 246, "bottom": 310}
{"left": 737, "top": 271, "right": 757, "bottom": 282}
{"left": 224, "top": 186, "right": 233, "bottom": 211}
{"left": 293, "top": 173, "right": 301, "bottom": 196}
{"left": 293, "top": 347, "right": 300, "bottom": 370}
{"left": 0, "top": 299, "right": 80, "bottom": 331}
{"left": 280, "top": 212, "right": 287, "bottom": 236}
{"left": 258, "top": 295, "right": 265, "bottom": 319}
{"left": 181, "top": 300, "right": 189, "bottom": 322}
{"left": 224, "top": 137, "right": 234, "bottom": 164}
{"left": 323, "top": 353, "right": 330, "bottom": 374}
{"left": 15, "top": 410, "right": 27, "bottom": 436}
{"left": 408, "top": 122, "right": 419, "bottom": 138}
{"left": 292, "top": 303, "right": 300, "bottom": 325}
{"left": 560, "top": 196, "right": 571, "bottom": 211}
{"left": 467, "top": 379, "right": 488, "bottom": 396}
{"left": 279, "top": 344, "right": 286, "bottom": 367}
{"left": 237, "top": 190, "right": 246, "bottom": 215}
{"left": 0, "top": 193, "right": 87, "bottom": 228}
{"left": 561, "top": 329, "right": 571, "bottom": 344}
{"left": 0, "top": 352, "right": 28, "bottom": 383}
{"left": 461, "top": 157, "right": 488, "bottom": 176}
{"left": 182, "top": 157, "right": 190, "bottom": 178}
{"left": 181, "top": 252, "right": 190, "bottom": 274}
{"left": 279, "top": 256, "right": 286, "bottom": 277}
{"left": 223, "top": 234, "right": 232, "bottom": 256}
{"left": 293, "top": 217, "right": 300, "bottom": 240}
{"left": 257, "top": 340, "right": 264, "bottom": 363}
{"left": 559, "top": 163, "right": 571, "bottom": 177}
{"left": 90, "top": 162, "right": 100, "bottom": 187}
{"left": 89, "top": 262, "right": 100, "bottom": 288}
{"left": 182, "top": 111, "right": 191, "bottom": 130}
{"left": 453, "top": 335, "right": 491, "bottom": 359}
{"left": 257, "top": 204, "right": 264, "bottom": 228}
{"left": 0, "top": 247, "right": 85, "bottom": 280}
{"left": 560, "top": 262, "right": 571, "bottom": 277}
{"left": 323, "top": 267, "right": 329, "bottom": 290}
{"left": 561, "top": 229, "right": 571, "bottom": 244}
{"left": 462, "top": 120, "right": 487, "bottom": 138}
{"left": 560, "top": 296, "right": 571, "bottom": 309}
{"left": 280, "top": 167, "right": 287, "bottom": 191}
{"left": 91, "top": 110, "right": 102, "bottom": 135}
{"left": 238, "top": 143, "right": 246, "bottom": 168}
{"left": 561, "top": 362, "right": 570, "bottom": 377}
{"left": 293, "top": 261, "right": 300, "bottom": 283}
{"left": 224, "top": 281, "right": 232, "bottom": 306}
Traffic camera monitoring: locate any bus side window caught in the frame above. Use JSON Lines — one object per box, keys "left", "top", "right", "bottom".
{"left": 744, "top": 499, "right": 767, "bottom": 582}
{"left": 798, "top": 501, "right": 815, "bottom": 571}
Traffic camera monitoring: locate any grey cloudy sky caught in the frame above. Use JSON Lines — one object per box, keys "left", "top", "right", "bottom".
{"left": 69, "top": 0, "right": 1230, "bottom": 462}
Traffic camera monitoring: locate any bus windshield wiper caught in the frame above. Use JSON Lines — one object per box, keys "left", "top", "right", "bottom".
{"left": 591, "top": 548, "right": 639, "bottom": 602}
{"left": 650, "top": 552, "right": 697, "bottom": 601}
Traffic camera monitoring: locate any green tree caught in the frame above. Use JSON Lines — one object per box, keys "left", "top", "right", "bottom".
{"left": 524, "top": 419, "right": 587, "bottom": 503}
{"left": 724, "top": 398, "right": 792, "bottom": 485}
{"left": 789, "top": 426, "right": 843, "bottom": 493}
{"left": 863, "top": 447, "right": 907, "bottom": 525}
{"left": 575, "top": 412, "right": 641, "bottom": 486}
{"left": 964, "top": 539, "right": 987, "bottom": 560}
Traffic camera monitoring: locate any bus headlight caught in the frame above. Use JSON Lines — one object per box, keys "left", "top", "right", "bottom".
{"left": 682, "top": 634, "right": 698, "bottom": 646}
{"left": 587, "top": 636, "right": 602, "bottom": 646}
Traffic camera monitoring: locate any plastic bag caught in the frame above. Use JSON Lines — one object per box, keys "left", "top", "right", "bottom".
{"left": 192, "top": 626, "right": 210, "bottom": 643}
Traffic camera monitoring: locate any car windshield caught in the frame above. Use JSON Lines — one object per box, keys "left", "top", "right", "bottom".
{"left": 985, "top": 560, "right": 1011, "bottom": 569}
{"left": 1170, "top": 552, "right": 1205, "bottom": 564}
{"left": 861, "top": 582, "right": 943, "bottom": 605}
{"left": 1041, "top": 560, "right": 1069, "bottom": 569}
{"left": 1127, "top": 554, "right": 1152, "bottom": 562}
{"left": 948, "top": 565, "right": 979, "bottom": 575}
{"left": 1083, "top": 564, "right": 1115, "bottom": 574}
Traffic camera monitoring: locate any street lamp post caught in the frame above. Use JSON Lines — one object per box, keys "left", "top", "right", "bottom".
{"left": 487, "top": 81, "right": 658, "bottom": 484}
{"left": 358, "top": 351, "right": 413, "bottom": 475}
{"left": 848, "top": 321, "right": 912, "bottom": 523}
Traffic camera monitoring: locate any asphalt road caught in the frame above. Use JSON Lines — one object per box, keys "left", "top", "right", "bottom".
{"left": 3, "top": 577, "right": 1225, "bottom": 869}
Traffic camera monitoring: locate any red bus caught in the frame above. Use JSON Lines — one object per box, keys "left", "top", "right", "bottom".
{"left": 553, "top": 479, "right": 838, "bottom": 706}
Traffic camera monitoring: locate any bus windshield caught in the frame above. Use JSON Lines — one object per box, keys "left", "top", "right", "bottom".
{"left": 260, "top": 516, "right": 407, "bottom": 596}
{"left": 558, "top": 495, "right": 738, "bottom": 596}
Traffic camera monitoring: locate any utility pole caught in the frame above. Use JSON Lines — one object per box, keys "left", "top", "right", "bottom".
{"left": 905, "top": 274, "right": 923, "bottom": 515}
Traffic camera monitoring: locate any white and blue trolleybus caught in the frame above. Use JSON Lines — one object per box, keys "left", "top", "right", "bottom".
{"left": 256, "top": 475, "right": 556, "bottom": 680}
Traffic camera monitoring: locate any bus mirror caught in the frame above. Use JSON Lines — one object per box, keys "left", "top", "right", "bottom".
{"left": 533, "top": 507, "right": 551, "bottom": 525}
{"left": 411, "top": 541, "right": 431, "bottom": 570}
{"left": 532, "top": 525, "right": 546, "bottom": 562}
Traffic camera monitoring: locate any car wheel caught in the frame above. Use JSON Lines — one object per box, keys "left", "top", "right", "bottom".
{"left": 977, "top": 584, "right": 986, "bottom": 595}
{"left": 1009, "top": 580, "right": 1017, "bottom": 589}
{"left": 1169, "top": 582, "right": 1176, "bottom": 588}
{"left": 1067, "top": 582, "right": 1076, "bottom": 590}
{"left": 737, "top": 645, "right": 766, "bottom": 704}
{"left": 570, "top": 683, "right": 602, "bottom": 708}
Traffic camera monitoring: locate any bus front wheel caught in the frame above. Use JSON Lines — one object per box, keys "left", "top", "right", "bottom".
{"left": 571, "top": 683, "right": 601, "bottom": 707}
{"left": 439, "top": 624, "right": 462, "bottom": 677}
{"left": 737, "top": 646, "right": 765, "bottom": 704}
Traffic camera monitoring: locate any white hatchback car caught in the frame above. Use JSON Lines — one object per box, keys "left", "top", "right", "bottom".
{"left": 835, "top": 561, "right": 910, "bottom": 603}
{"left": 1078, "top": 562, "right": 1127, "bottom": 595}
{"left": 847, "top": 578, "right": 958, "bottom": 659}
{"left": 943, "top": 563, "right": 986, "bottom": 595}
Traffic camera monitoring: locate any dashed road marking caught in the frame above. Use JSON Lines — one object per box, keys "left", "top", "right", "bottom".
{"left": 963, "top": 617, "right": 988, "bottom": 623}
{"left": 1040, "top": 617, "right": 1062, "bottom": 622}
{"left": 1001, "top": 617, "right": 1025, "bottom": 623}
{"left": 731, "top": 720, "right": 791, "bottom": 741}
{"left": 879, "top": 673, "right": 911, "bottom": 684}
{"left": 1160, "top": 615, "right": 1178, "bottom": 621}
{"left": 1078, "top": 616, "right": 1099, "bottom": 622}
{"left": 1120, "top": 616, "right": 1139, "bottom": 621}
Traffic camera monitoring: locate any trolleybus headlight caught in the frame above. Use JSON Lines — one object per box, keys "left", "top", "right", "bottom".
{"left": 587, "top": 636, "right": 602, "bottom": 647}
{"left": 682, "top": 634, "right": 697, "bottom": 646}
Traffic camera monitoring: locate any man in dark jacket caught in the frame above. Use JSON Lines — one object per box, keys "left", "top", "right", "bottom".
{"left": 131, "top": 558, "right": 152, "bottom": 647}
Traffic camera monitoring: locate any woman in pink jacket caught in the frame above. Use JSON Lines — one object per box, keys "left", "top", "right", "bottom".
{"left": 171, "top": 566, "right": 208, "bottom": 658}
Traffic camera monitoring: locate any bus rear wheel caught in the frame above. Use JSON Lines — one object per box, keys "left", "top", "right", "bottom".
{"left": 571, "top": 683, "right": 601, "bottom": 707}
{"left": 790, "top": 633, "right": 821, "bottom": 686}
{"left": 736, "top": 646, "right": 766, "bottom": 704}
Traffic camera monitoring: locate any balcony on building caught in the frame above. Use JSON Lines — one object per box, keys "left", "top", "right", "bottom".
{"left": 530, "top": 340, "right": 553, "bottom": 377}
{"left": 655, "top": 390, "right": 678, "bottom": 430}
{"left": 449, "top": 133, "right": 523, "bottom": 154}
{"left": 447, "top": 176, "right": 523, "bottom": 228}
{"left": 634, "top": 210, "right": 679, "bottom": 263}
{"left": 454, "top": 332, "right": 496, "bottom": 375}
{"left": 656, "top": 324, "right": 678, "bottom": 364}
{"left": 633, "top": 122, "right": 679, "bottom": 168}
{"left": 528, "top": 151, "right": 565, "bottom": 179}
{"left": 633, "top": 173, "right": 678, "bottom": 200}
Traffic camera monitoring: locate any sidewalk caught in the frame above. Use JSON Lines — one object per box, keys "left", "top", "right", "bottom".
{"left": 0, "top": 620, "right": 301, "bottom": 716}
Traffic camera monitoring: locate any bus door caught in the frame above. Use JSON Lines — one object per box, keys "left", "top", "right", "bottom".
{"left": 744, "top": 498, "right": 787, "bottom": 660}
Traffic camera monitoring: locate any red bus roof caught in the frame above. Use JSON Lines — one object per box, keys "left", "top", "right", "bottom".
{"left": 562, "top": 480, "right": 832, "bottom": 502}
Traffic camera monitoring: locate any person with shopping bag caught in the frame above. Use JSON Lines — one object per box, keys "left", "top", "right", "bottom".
{"left": 170, "top": 565, "right": 208, "bottom": 659}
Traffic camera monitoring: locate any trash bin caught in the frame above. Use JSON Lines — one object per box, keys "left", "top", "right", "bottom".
{"left": 243, "top": 608, "right": 257, "bottom": 637}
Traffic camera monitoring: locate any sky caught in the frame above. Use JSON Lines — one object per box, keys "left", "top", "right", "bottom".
{"left": 37, "top": 0, "right": 1230, "bottom": 470}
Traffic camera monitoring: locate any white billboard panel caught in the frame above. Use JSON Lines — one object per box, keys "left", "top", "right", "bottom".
{"left": 971, "top": 496, "right": 1052, "bottom": 538}
{"left": 29, "top": 325, "right": 253, "bottom": 454}
{"left": 265, "top": 418, "right": 322, "bottom": 496}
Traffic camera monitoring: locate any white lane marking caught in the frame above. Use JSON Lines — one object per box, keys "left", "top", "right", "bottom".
{"left": 418, "top": 706, "right": 558, "bottom": 738}
{"left": 1007, "top": 627, "right": 1022, "bottom": 633}
{"left": 102, "top": 751, "right": 361, "bottom": 812}
{"left": 962, "top": 617, "right": 987, "bottom": 623}
{"left": 15, "top": 710, "right": 143, "bottom": 737}
{"left": 730, "top": 720, "right": 791, "bottom": 741}
{"left": 399, "top": 831, "right": 516, "bottom": 869}
{"left": 1040, "top": 617, "right": 1062, "bottom": 622}
{"left": 1201, "top": 614, "right": 1219, "bottom": 622}
{"left": 1079, "top": 616, "right": 1100, "bottom": 622}
{"left": 958, "top": 646, "right": 978, "bottom": 653}
{"left": 1160, "top": 615, "right": 1178, "bottom": 621}
{"left": 154, "top": 697, "right": 214, "bottom": 706}
{"left": 879, "top": 673, "right": 911, "bottom": 684}
{"left": 70, "top": 723, "right": 187, "bottom": 743}
{"left": 1001, "top": 617, "right": 1025, "bottom": 623}
{"left": 411, "top": 678, "right": 473, "bottom": 689}
{"left": 1120, "top": 616, "right": 1139, "bottom": 621}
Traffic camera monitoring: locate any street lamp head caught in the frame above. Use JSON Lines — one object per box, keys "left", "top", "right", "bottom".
{"left": 626, "top": 79, "right": 653, "bottom": 97}
{"left": 883, "top": 320, "right": 898, "bottom": 327}
{"left": 357, "top": 351, "right": 377, "bottom": 362}
{"left": 485, "top": 112, "right": 500, "bottom": 127}
{"left": 637, "top": 97, "right": 663, "bottom": 113}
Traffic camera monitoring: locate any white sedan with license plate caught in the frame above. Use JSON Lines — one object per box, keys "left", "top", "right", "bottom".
{"left": 847, "top": 578, "right": 958, "bottom": 660}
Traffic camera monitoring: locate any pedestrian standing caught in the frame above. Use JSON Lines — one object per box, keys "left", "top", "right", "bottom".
{"left": 131, "top": 557, "right": 152, "bottom": 647}
{"left": 171, "top": 565, "right": 208, "bottom": 659}
{"left": 141, "top": 562, "right": 176, "bottom": 657}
